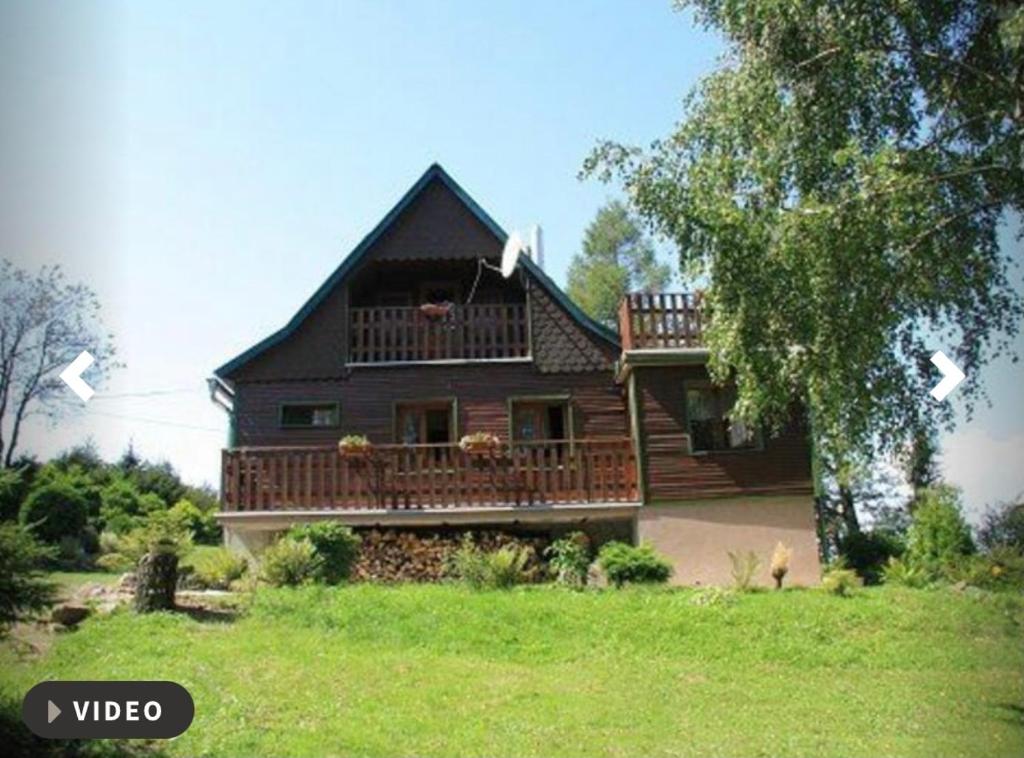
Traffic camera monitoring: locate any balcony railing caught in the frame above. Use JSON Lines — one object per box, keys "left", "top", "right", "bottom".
{"left": 220, "top": 438, "right": 637, "bottom": 512}
{"left": 348, "top": 303, "right": 529, "bottom": 364}
{"left": 619, "top": 293, "right": 704, "bottom": 350}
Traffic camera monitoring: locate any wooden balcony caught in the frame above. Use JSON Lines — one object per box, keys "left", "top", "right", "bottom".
{"left": 220, "top": 438, "right": 637, "bottom": 512}
{"left": 348, "top": 303, "right": 529, "bottom": 364}
{"left": 619, "top": 293, "right": 705, "bottom": 350}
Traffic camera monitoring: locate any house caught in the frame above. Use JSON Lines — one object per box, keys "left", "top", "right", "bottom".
{"left": 209, "top": 164, "right": 821, "bottom": 586}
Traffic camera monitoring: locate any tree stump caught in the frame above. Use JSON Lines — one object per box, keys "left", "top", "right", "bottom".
{"left": 134, "top": 550, "right": 178, "bottom": 612}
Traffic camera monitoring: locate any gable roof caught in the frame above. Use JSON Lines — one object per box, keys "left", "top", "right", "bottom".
{"left": 214, "top": 163, "right": 619, "bottom": 380}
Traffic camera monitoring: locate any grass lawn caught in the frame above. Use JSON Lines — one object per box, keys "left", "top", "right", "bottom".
{"left": 2, "top": 584, "right": 1023, "bottom": 757}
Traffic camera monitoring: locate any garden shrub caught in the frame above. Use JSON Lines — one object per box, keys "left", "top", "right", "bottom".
{"left": 191, "top": 548, "right": 249, "bottom": 590}
{"left": 545, "top": 531, "right": 592, "bottom": 587}
{"left": 449, "top": 535, "right": 534, "bottom": 589}
{"left": 905, "top": 485, "right": 974, "bottom": 577}
{"left": 287, "top": 522, "right": 360, "bottom": 584}
{"left": 168, "top": 498, "right": 221, "bottom": 544}
{"left": 728, "top": 549, "right": 761, "bottom": 591}
{"left": 839, "top": 529, "right": 906, "bottom": 585}
{"left": 95, "top": 512, "right": 193, "bottom": 571}
{"left": 18, "top": 481, "right": 90, "bottom": 544}
{"left": 943, "top": 547, "right": 1024, "bottom": 591}
{"left": 821, "top": 563, "right": 861, "bottom": 596}
{"left": 98, "top": 478, "right": 145, "bottom": 534}
{"left": 0, "top": 522, "right": 56, "bottom": 635}
{"left": 261, "top": 538, "right": 323, "bottom": 587}
{"left": 882, "top": 556, "right": 930, "bottom": 588}
{"left": 597, "top": 541, "right": 672, "bottom": 587}
{"left": 0, "top": 467, "right": 29, "bottom": 522}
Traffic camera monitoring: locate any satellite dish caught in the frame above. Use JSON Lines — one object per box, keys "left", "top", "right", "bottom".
{"left": 500, "top": 231, "right": 526, "bottom": 278}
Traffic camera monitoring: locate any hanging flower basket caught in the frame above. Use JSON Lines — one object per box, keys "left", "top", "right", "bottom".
{"left": 338, "top": 435, "right": 373, "bottom": 459}
{"left": 459, "top": 432, "right": 501, "bottom": 457}
{"left": 419, "top": 302, "right": 452, "bottom": 320}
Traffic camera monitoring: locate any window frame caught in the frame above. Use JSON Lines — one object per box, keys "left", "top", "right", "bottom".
{"left": 507, "top": 394, "right": 575, "bottom": 446}
{"left": 278, "top": 401, "right": 341, "bottom": 430}
{"left": 682, "top": 381, "right": 763, "bottom": 455}
{"left": 392, "top": 397, "right": 459, "bottom": 445}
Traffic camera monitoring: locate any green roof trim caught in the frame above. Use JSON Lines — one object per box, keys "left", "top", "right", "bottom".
{"left": 214, "top": 163, "right": 619, "bottom": 379}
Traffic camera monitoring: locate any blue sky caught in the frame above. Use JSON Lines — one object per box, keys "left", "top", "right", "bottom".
{"left": 4, "top": 1, "right": 1021, "bottom": 518}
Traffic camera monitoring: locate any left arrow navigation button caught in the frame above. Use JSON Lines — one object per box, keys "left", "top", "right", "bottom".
{"left": 59, "top": 350, "right": 95, "bottom": 402}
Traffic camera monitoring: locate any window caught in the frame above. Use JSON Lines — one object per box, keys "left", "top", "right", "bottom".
{"left": 279, "top": 402, "right": 339, "bottom": 428}
{"left": 685, "top": 384, "right": 760, "bottom": 453}
{"left": 394, "top": 400, "right": 456, "bottom": 445}
{"left": 510, "top": 398, "right": 571, "bottom": 442}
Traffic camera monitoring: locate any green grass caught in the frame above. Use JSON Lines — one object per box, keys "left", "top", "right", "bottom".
{"left": 2, "top": 584, "right": 1023, "bottom": 757}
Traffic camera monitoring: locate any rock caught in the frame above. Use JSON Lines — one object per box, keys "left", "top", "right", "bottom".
{"left": 118, "top": 572, "right": 137, "bottom": 590}
{"left": 586, "top": 561, "right": 607, "bottom": 589}
{"left": 51, "top": 604, "right": 91, "bottom": 627}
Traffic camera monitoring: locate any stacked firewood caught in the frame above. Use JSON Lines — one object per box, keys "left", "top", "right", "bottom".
{"left": 351, "top": 528, "right": 549, "bottom": 583}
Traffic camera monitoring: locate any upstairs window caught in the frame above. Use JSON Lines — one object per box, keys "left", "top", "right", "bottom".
{"left": 279, "top": 402, "right": 340, "bottom": 428}
{"left": 510, "top": 398, "right": 571, "bottom": 442}
{"left": 685, "top": 384, "right": 760, "bottom": 453}
{"left": 395, "top": 400, "right": 456, "bottom": 445}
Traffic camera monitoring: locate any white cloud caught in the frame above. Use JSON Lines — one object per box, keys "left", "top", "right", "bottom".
{"left": 941, "top": 427, "right": 1024, "bottom": 521}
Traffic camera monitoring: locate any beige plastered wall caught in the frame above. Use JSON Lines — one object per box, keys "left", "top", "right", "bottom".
{"left": 637, "top": 495, "right": 821, "bottom": 587}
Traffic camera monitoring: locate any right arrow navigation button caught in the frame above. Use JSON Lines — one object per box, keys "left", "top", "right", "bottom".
{"left": 929, "top": 350, "right": 965, "bottom": 402}
{"left": 47, "top": 700, "right": 61, "bottom": 724}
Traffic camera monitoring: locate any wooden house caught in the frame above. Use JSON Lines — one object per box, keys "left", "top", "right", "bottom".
{"left": 210, "top": 164, "right": 820, "bottom": 585}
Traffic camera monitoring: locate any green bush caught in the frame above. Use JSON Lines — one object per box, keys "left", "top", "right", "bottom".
{"left": 905, "top": 486, "right": 975, "bottom": 577}
{"left": 545, "top": 532, "right": 592, "bottom": 587}
{"left": 821, "top": 564, "right": 861, "bottom": 596}
{"left": 449, "top": 536, "right": 534, "bottom": 589}
{"left": 882, "top": 556, "right": 930, "bottom": 588}
{"left": 944, "top": 547, "right": 1024, "bottom": 591}
{"left": 839, "top": 529, "right": 906, "bottom": 585}
{"left": 0, "top": 522, "right": 56, "bottom": 635}
{"left": 191, "top": 548, "right": 249, "bottom": 590}
{"left": 18, "top": 481, "right": 90, "bottom": 544}
{"left": 95, "top": 512, "right": 193, "bottom": 571}
{"left": 597, "top": 541, "right": 672, "bottom": 588}
{"left": 167, "top": 498, "right": 221, "bottom": 544}
{"left": 261, "top": 538, "right": 323, "bottom": 587}
{"left": 98, "top": 478, "right": 145, "bottom": 534}
{"left": 287, "top": 522, "right": 360, "bottom": 584}
{"left": 0, "top": 467, "right": 29, "bottom": 522}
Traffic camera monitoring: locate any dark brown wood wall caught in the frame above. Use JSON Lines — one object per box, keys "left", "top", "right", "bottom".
{"left": 634, "top": 365, "right": 813, "bottom": 501}
{"left": 232, "top": 362, "right": 628, "bottom": 447}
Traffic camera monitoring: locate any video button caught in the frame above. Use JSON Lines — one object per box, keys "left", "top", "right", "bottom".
{"left": 22, "top": 681, "right": 194, "bottom": 740}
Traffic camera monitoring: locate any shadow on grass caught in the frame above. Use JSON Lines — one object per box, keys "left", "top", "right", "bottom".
{"left": 0, "top": 695, "right": 165, "bottom": 758}
{"left": 996, "top": 702, "right": 1024, "bottom": 728}
{"left": 172, "top": 603, "right": 239, "bottom": 625}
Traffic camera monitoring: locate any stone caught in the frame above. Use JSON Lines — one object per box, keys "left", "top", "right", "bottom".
{"left": 51, "top": 604, "right": 91, "bottom": 627}
{"left": 586, "top": 561, "right": 608, "bottom": 589}
{"left": 134, "top": 551, "right": 179, "bottom": 613}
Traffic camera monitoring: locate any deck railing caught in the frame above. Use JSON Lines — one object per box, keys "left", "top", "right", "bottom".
{"left": 348, "top": 303, "right": 529, "bottom": 364}
{"left": 619, "top": 293, "right": 705, "bottom": 350}
{"left": 220, "top": 438, "right": 637, "bottom": 512}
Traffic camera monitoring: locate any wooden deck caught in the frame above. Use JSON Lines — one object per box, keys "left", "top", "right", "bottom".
{"left": 348, "top": 303, "right": 529, "bottom": 364}
{"left": 618, "top": 293, "right": 704, "bottom": 350}
{"left": 221, "top": 438, "right": 637, "bottom": 512}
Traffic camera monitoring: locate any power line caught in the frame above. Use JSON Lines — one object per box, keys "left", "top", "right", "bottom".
{"left": 84, "top": 409, "right": 225, "bottom": 434}
{"left": 91, "top": 388, "right": 206, "bottom": 400}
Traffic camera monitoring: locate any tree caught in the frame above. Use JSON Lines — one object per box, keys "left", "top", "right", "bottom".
{"left": 0, "top": 522, "right": 55, "bottom": 635}
{"left": 584, "top": 1, "right": 1023, "bottom": 512}
{"left": 0, "top": 261, "right": 118, "bottom": 467}
{"left": 566, "top": 200, "right": 672, "bottom": 324}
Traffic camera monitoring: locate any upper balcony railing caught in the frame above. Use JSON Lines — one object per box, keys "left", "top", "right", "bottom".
{"left": 349, "top": 303, "right": 529, "bottom": 364}
{"left": 619, "top": 293, "right": 705, "bottom": 351}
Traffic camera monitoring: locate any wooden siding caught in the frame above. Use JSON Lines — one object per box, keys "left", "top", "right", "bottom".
{"left": 634, "top": 365, "right": 813, "bottom": 501}
{"left": 530, "top": 284, "right": 617, "bottom": 373}
{"left": 231, "top": 362, "right": 628, "bottom": 448}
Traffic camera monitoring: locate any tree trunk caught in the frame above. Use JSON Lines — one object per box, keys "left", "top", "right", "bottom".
{"left": 839, "top": 484, "right": 861, "bottom": 535}
{"left": 134, "top": 551, "right": 178, "bottom": 612}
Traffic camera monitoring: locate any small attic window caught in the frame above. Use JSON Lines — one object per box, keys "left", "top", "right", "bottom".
{"left": 279, "top": 402, "right": 340, "bottom": 428}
